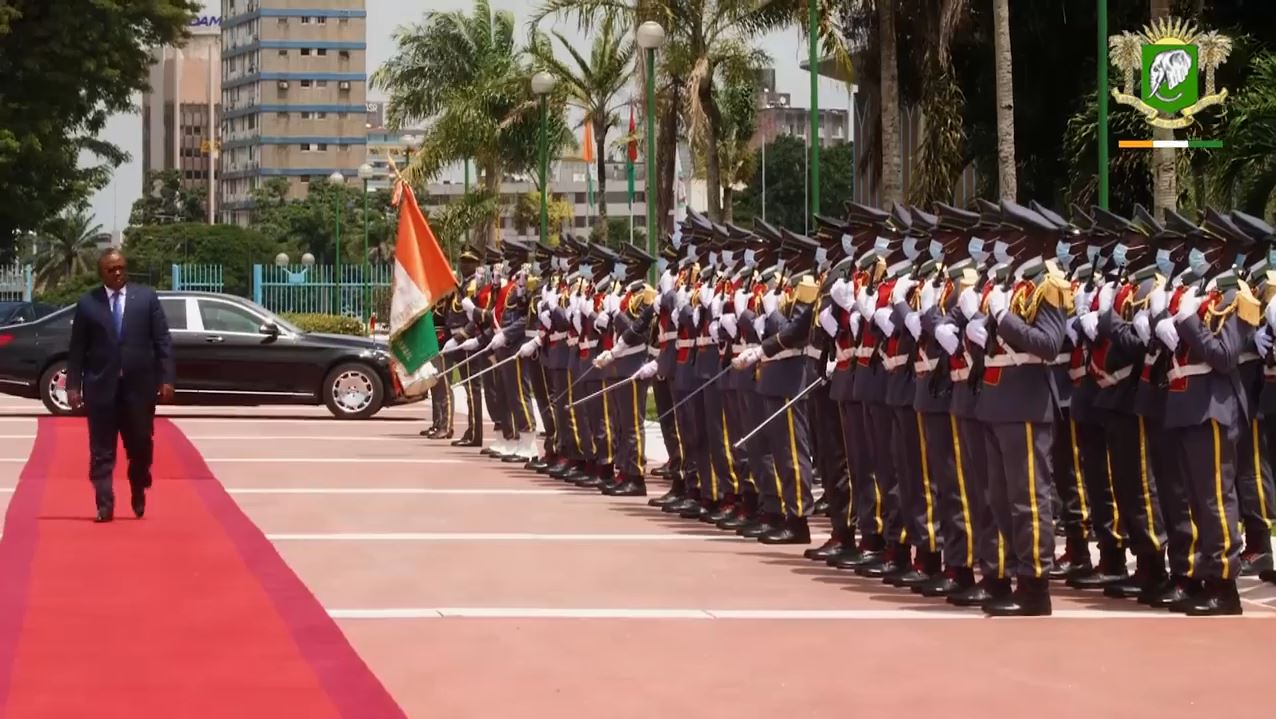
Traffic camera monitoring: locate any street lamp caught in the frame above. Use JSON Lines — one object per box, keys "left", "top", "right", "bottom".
{"left": 531, "top": 71, "right": 556, "bottom": 247}
{"left": 329, "top": 170, "right": 345, "bottom": 315}
{"left": 358, "top": 162, "right": 375, "bottom": 321}
{"left": 636, "top": 21, "right": 665, "bottom": 285}
{"left": 400, "top": 134, "right": 421, "bottom": 169}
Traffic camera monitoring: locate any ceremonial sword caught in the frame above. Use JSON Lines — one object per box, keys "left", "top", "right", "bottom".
{"left": 565, "top": 372, "right": 641, "bottom": 409}
{"left": 654, "top": 364, "right": 734, "bottom": 423}
{"left": 731, "top": 375, "right": 827, "bottom": 450}
{"left": 450, "top": 352, "right": 520, "bottom": 388}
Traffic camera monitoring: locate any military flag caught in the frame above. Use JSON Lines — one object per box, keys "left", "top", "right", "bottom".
{"left": 388, "top": 179, "right": 457, "bottom": 396}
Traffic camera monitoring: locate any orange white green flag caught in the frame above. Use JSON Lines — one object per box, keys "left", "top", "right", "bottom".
{"left": 388, "top": 178, "right": 457, "bottom": 395}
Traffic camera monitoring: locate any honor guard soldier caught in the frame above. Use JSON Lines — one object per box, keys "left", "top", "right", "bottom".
{"left": 483, "top": 240, "right": 539, "bottom": 462}
{"left": 648, "top": 236, "right": 689, "bottom": 506}
{"left": 440, "top": 244, "right": 487, "bottom": 447}
{"left": 517, "top": 242, "right": 558, "bottom": 471}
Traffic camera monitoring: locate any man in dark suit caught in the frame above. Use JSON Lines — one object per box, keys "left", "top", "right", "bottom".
{"left": 66, "top": 249, "right": 175, "bottom": 522}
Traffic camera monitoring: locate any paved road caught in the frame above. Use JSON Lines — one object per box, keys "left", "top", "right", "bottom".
{"left": 1, "top": 397, "right": 1273, "bottom": 718}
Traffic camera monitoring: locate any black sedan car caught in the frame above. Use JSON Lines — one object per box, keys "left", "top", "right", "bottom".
{"left": 0, "top": 291, "right": 418, "bottom": 419}
{"left": 0, "top": 300, "right": 59, "bottom": 326}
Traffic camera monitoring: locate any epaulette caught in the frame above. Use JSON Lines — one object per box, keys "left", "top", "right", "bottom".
{"left": 793, "top": 275, "right": 820, "bottom": 305}
{"left": 1039, "top": 273, "right": 1074, "bottom": 314}
{"left": 1264, "top": 270, "right": 1276, "bottom": 305}
{"left": 526, "top": 275, "right": 541, "bottom": 294}
{"left": 1236, "top": 281, "right": 1261, "bottom": 326}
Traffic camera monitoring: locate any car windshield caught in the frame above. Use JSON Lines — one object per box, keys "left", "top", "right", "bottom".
{"left": 236, "top": 298, "right": 304, "bottom": 334}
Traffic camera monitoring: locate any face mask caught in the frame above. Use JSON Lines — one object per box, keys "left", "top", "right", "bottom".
{"left": 993, "top": 240, "right": 1011, "bottom": 265}
{"left": 743, "top": 249, "right": 757, "bottom": 268}
{"left": 969, "top": 237, "right": 989, "bottom": 265}
{"left": 708, "top": 251, "right": 718, "bottom": 269}
{"left": 578, "top": 262, "right": 592, "bottom": 278}
{"left": 613, "top": 261, "right": 627, "bottom": 279}
{"left": 842, "top": 234, "right": 854, "bottom": 257}
{"left": 1155, "top": 248, "right": 1174, "bottom": 277}
{"left": 721, "top": 249, "right": 734, "bottom": 266}
{"left": 903, "top": 238, "right": 920, "bottom": 261}
{"left": 1086, "top": 244, "right": 1101, "bottom": 265}
{"left": 815, "top": 247, "right": 829, "bottom": 269}
{"left": 1111, "top": 244, "right": 1128, "bottom": 268}
{"left": 686, "top": 243, "right": 696, "bottom": 260}
{"left": 929, "top": 239, "right": 944, "bottom": 261}
{"left": 1268, "top": 246, "right": 1276, "bottom": 269}
{"left": 656, "top": 258, "right": 669, "bottom": 275}
{"left": 874, "top": 236, "right": 891, "bottom": 254}
{"left": 1055, "top": 241, "right": 1071, "bottom": 269}
{"left": 1187, "top": 247, "right": 1207, "bottom": 275}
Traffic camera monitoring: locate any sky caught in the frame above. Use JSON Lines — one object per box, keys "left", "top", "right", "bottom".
{"left": 87, "top": 0, "right": 852, "bottom": 234}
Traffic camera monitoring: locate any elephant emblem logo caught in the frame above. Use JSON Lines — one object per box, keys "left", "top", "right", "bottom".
{"left": 1110, "top": 17, "right": 1230, "bottom": 129}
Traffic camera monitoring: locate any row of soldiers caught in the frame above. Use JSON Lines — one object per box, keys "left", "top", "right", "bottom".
{"left": 420, "top": 199, "right": 1276, "bottom": 617}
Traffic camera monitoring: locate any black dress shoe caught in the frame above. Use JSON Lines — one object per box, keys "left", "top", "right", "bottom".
{"left": 918, "top": 567, "right": 976, "bottom": 598}
{"left": 95, "top": 509, "right": 113, "bottom": 523}
{"left": 131, "top": 493, "right": 146, "bottom": 519}
{"left": 603, "top": 479, "right": 647, "bottom": 497}
{"left": 949, "top": 577, "right": 1010, "bottom": 607}
{"left": 982, "top": 577, "right": 1052, "bottom": 617}
{"left": 759, "top": 518, "right": 811, "bottom": 545}
{"left": 738, "top": 515, "right": 779, "bottom": 538}
{"left": 804, "top": 537, "right": 845, "bottom": 561}
{"left": 1183, "top": 579, "right": 1242, "bottom": 616}
{"left": 648, "top": 481, "right": 685, "bottom": 507}
{"left": 452, "top": 438, "right": 482, "bottom": 447}
{"left": 420, "top": 427, "right": 438, "bottom": 437}
{"left": 1067, "top": 547, "right": 1128, "bottom": 590}
{"left": 431, "top": 430, "right": 454, "bottom": 440}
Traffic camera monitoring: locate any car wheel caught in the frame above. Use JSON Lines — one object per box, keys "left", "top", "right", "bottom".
{"left": 323, "top": 362, "right": 384, "bottom": 419}
{"left": 39, "top": 360, "right": 74, "bottom": 416}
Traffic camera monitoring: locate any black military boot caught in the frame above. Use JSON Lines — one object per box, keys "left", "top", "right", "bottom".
{"left": 831, "top": 534, "right": 885, "bottom": 569}
{"left": 739, "top": 513, "right": 782, "bottom": 539}
{"left": 1105, "top": 551, "right": 1167, "bottom": 600}
{"left": 1148, "top": 575, "right": 1194, "bottom": 608}
{"left": 760, "top": 516, "right": 811, "bottom": 545}
{"left": 678, "top": 494, "right": 712, "bottom": 520}
{"left": 804, "top": 526, "right": 852, "bottom": 562}
{"left": 706, "top": 495, "right": 740, "bottom": 524}
{"left": 603, "top": 475, "right": 647, "bottom": 497}
{"left": 983, "top": 576, "right": 1052, "bottom": 617}
{"left": 890, "top": 549, "right": 943, "bottom": 588}
{"left": 949, "top": 576, "right": 1010, "bottom": 608}
{"left": 918, "top": 566, "right": 976, "bottom": 598}
{"left": 1240, "top": 528, "right": 1274, "bottom": 577}
{"left": 1049, "top": 535, "right": 1093, "bottom": 580}
{"left": 1183, "top": 578, "right": 1243, "bottom": 617}
{"left": 648, "top": 478, "right": 685, "bottom": 508}
{"left": 858, "top": 542, "right": 910, "bottom": 579}
{"left": 718, "top": 493, "right": 758, "bottom": 530}
{"left": 665, "top": 486, "right": 701, "bottom": 514}
{"left": 1067, "top": 546, "right": 1128, "bottom": 590}
{"left": 570, "top": 463, "right": 606, "bottom": 489}
{"left": 548, "top": 459, "right": 579, "bottom": 479}
{"left": 1168, "top": 578, "right": 1207, "bottom": 613}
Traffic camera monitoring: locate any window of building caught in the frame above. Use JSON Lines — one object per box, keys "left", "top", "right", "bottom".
{"left": 316, "top": 80, "right": 328, "bottom": 88}
{"left": 278, "top": 49, "right": 287, "bottom": 56}
{"left": 301, "top": 48, "right": 311, "bottom": 56}
{"left": 339, "top": 50, "right": 350, "bottom": 59}
{"left": 316, "top": 17, "right": 327, "bottom": 24}
{"left": 301, "top": 16, "right": 312, "bottom": 24}
{"left": 317, "top": 48, "right": 327, "bottom": 56}
{"left": 300, "top": 79, "right": 312, "bottom": 88}
{"left": 277, "top": 17, "right": 287, "bottom": 24}
{"left": 277, "top": 112, "right": 287, "bottom": 120}
{"left": 300, "top": 175, "right": 310, "bottom": 184}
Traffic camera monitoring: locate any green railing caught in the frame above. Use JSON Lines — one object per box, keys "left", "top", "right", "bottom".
{"left": 1, "top": 263, "right": 34, "bottom": 302}
{"left": 252, "top": 263, "right": 391, "bottom": 319}
{"left": 170, "top": 264, "right": 224, "bottom": 294}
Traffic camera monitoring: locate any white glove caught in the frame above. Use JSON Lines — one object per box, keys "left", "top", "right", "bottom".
{"left": 848, "top": 312, "right": 863, "bottom": 340}
{"left": 1079, "top": 311, "right": 1100, "bottom": 341}
{"left": 1149, "top": 286, "right": 1168, "bottom": 317}
{"left": 830, "top": 278, "right": 851, "bottom": 309}
{"left": 568, "top": 293, "right": 581, "bottom": 313}
{"left": 857, "top": 288, "right": 875, "bottom": 319}
{"left": 825, "top": 359, "right": 837, "bottom": 377}
{"left": 986, "top": 287, "right": 1009, "bottom": 320}
{"left": 595, "top": 311, "right": 610, "bottom": 330}
{"left": 593, "top": 350, "right": 614, "bottom": 368}
{"left": 753, "top": 316, "right": 766, "bottom": 338}
{"left": 659, "top": 270, "right": 677, "bottom": 294}
{"left": 818, "top": 306, "right": 838, "bottom": 338}
{"left": 692, "top": 306, "right": 701, "bottom": 327}
{"left": 1097, "top": 284, "right": 1116, "bottom": 313}
{"left": 710, "top": 296, "right": 723, "bottom": 318}
{"left": 965, "top": 318, "right": 989, "bottom": 348}
{"left": 934, "top": 323, "right": 960, "bottom": 354}
{"left": 1175, "top": 286, "right": 1201, "bottom": 321}
{"left": 732, "top": 346, "right": 763, "bottom": 369}
{"left": 1256, "top": 326, "right": 1273, "bottom": 357}
{"left": 1133, "top": 310, "right": 1151, "bottom": 345}
{"left": 709, "top": 320, "right": 721, "bottom": 343}
{"left": 1265, "top": 295, "right": 1276, "bottom": 330}
{"left": 460, "top": 337, "right": 480, "bottom": 351}
{"left": 489, "top": 332, "right": 508, "bottom": 350}
{"left": 1074, "top": 289, "right": 1093, "bottom": 318}
{"left": 720, "top": 313, "right": 739, "bottom": 338}
{"left": 443, "top": 337, "right": 459, "bottom": 353}
{"left": 891, "top": 277, "right": 917, "bottom": 304}
{"left": 519, "top": 339, "right": 540, "bottom": 358}
{"left": 1155, "top": 317, "right": 1180, "bottom": 352}
{"left": 919, "top": 282, "right": 938, "bottom": 312}
{"left": 699, "top": 286, "right": 714, "bottom": 308}
{"left": 462, "top": 297, "right": 476, "bottom": 315}
{"left": 733, "top": 289, "right": 749, "bottom": 315}
{"left": 905, "top": 312, "right": 922, "bottom": 340}
{"left": 762, "top": 291, "right": 779, "bottom": 316}
{"left": 873, "top": 307, "right": 896, "bottom": 335}
{"left": 958, "top": 287, "right": 980, "bottom": 319}
{"left": 539, "top": 309, "right": 551, "bottom": 328}
{"left": 635, "top": 360, "right": 659, "bottom": 380}
{"left": 676, "top": 287, "right": 690, "bottom": 308}
{"left": 836, "top": 345, "right": 855, "bottom": 363}
{"left": 1065, "top": 318, "right": 1079, "bottom": 345}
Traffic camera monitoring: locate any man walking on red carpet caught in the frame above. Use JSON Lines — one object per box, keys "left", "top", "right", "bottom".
{"left": 66, "top": 248, "right": 175, "bottom": 522}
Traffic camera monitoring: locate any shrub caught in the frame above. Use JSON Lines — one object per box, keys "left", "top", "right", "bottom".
{"left": 281, "top": 312, "right": 367, "bottom": 336}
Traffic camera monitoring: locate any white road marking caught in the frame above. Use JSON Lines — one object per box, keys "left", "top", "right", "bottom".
{"left": 267, "top": 532, "right": 742, "bottom": 542}
{"left": 325, "top": 607, "right": 1270, "bottom": 620}
{"left": 227, "top": 487, "right": 565, "bottom": 496}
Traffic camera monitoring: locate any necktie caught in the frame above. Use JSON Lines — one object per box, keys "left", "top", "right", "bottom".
{"left": 111, "top": 291, "right": 123, "bottom": 336}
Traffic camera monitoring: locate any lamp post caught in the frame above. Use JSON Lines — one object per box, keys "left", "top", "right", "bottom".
{"left": 329, "top": 170, "right": 345, "bottom": 315}
{"left": 358, "top": 162, "right": 375, "bottom": 321}
{"left": 400, "top": 134, "right": 421, "bottom": 172}
{"left": 531, "top": 71, "right": 556, "bottom": 246}
{"left": 636, "top": 20, "right": 665, "bottom": 286}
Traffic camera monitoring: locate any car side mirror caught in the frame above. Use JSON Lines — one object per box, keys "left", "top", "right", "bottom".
{"left": 259, "top": 321, "right": 279, "bottom": 336}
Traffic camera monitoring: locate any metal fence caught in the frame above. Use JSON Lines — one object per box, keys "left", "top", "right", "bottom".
{"left": 252, "top": 263, "right": 391, "bottom": 319}
{"left": 0, "top": 263, "right": 33, "bottom": 302}
{"left": 170, "top": 264, "right": 224, "bottom": 294}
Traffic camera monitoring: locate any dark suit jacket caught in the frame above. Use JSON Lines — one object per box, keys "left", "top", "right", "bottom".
{"left": 66, "top": 284, "right": 175, "bottom": 408}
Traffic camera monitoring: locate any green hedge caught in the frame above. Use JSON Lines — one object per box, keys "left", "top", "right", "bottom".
{"left": 280, "top": 313, "right": 367, "bottom": 336}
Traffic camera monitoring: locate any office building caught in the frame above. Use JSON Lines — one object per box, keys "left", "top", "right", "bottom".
{"left": 218, "top": 0, "right": 370, "bottom": 225}
{"left": 363, "top": 101, "right": 426, "bottom": 192}
{"left": 141, "top": 16, "right": 221, "bottom": 212}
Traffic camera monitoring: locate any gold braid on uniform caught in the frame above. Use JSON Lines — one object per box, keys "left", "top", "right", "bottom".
{"left": 1012, "top": 280, "right": 1039, "bottom": 322}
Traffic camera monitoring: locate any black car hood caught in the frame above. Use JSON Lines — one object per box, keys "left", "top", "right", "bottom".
{"left": 304, "top": 332, "right": 390, "bottom": 352}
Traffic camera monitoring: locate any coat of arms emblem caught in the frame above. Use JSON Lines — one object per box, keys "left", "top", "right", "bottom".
{"left": 1110, "top": 17, "right": 1232, "bottom": 129}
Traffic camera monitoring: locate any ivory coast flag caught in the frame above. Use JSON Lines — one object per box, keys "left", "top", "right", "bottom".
{"left": 388, "top": 180, "right": 457, "bottom": 393}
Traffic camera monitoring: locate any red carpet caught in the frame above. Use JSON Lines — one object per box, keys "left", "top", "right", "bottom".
{"left": 0, "top": 417, "right": 406, "bottom": 718}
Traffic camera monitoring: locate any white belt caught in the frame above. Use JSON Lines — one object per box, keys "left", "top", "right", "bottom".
{"left": 1168, "top": 363, "right": 1211, "bottom": 381}
{"left": 763, "top": 348, "right": 801, "bottom": 362}
{"left": 804, "top": 346, "right": 822, "bottom": 360}
{"left": 525, "top": 330, "right": 539, "bottom": 339}
{"left": 732, "top": 343, "right": 748, "bottom": 354}
{"left": 1241, "top": 351, "right": 1261, "bottom": 364}
{"left": 854, "top": 346, "right": 875, "bottom": 359}
{"left": 914, "top": 357, "right": 938, "bottom": 374}
{"left": 615, "top": 344, "right": 647, "bottom": 358}
{"left": 1068, "top": 366, "right": 1087, "bottom": 381}
{"left": 549, "top": 331, "right": 567, "bottom": 341}
{"left": 659, "top": 331, "right": 677, "bottom": 342}
{"left": 580, "top": 340, "right": 598, "bottom": 350}
{"left": 985, "top": 352, "right": 1045, "bottom": 368}
{"left": 676, "top": 339, "right": 694, "bottom": 349}
{"left": 1092, "top": 364, "right": 1134, "bottom": 388}
{"left": 568, "top": 337, "right": 579, "bottom": 346}
{"left": 1050, "top": 352, "right": 1070, "bottom": 366}
{"left": 882, "top": 354, "right": 908, "bottom": 370}
{"left": 648, "top": 346, "right": 660, "bottom": 358}
{"left": 951, "top": 367, "right": 971, "bottom": 381}
{"left": 695, "top": 336, "right": 715, "bottom": 347}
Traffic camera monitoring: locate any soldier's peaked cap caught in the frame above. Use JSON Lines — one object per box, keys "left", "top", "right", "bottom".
{"left": 1000, "top": 200, "right": 1057, "bottom": 235}
{"left": 1201, "top": 207, "right": 1252, "bottom": 247}
{"left": 752, "top": 218, "right": 783, "bottom": 241}
{"left": 1091, "top": 206, "right": 1140, "bottom": 236}
{"left": 1029, "top": 201, "right": 1072, "bottom": 232}
{"left": 888, "top": 204, "right": 912, "bottom": 232}
{"left": 908, "top": 206, "right": 937, "bottom": 236}
{"left": 1232, "top": 210, "right": 1275, "bottom": 244}
{"left": 846, "top": 201, "right": 889, "bottom": 227}
{"left": 1131, "top": 205, "right": 1165, "bottom": 238}
{"left": 620, "top": 242, "right": 655, "bottom": 263}
{"left": 1163, "top": 208, "right": 1200, "bottom": 238}
{"left": 934, "top": 202, "right": 980, "bottom": 231}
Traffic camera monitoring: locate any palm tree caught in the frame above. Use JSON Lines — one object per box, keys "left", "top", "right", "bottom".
{"left": 1211, "top": 51, "right": 1276, "bottom": 216}
{"left": 1150, "top": 0, "right": 1175, "bottom": 220}
{"left": 34, "top": 207, "right": 100, "bottom": 290}
{"left": 877, "top": 0, "right": 904, "bottom": 208}
{"left": 991, "top": 0, "right": 1016, "bottom": 200}
{"left": 528, "top": 14, "right": 635, "bottom": 240}
{"left": 371, "top": 0, "right": 574, "bottom": 247}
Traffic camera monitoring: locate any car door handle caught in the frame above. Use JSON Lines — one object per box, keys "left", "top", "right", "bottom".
{"left": 204, "top": 335, "right": 224, "bottom": 344}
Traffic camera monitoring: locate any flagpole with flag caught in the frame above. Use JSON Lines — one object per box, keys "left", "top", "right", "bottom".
{"left": 582, "top": 120, "right": 595, "bottom": 228}
{"left": 386, "top": 172, "right": 459, "bottom": 397}
{"left": 626, "top": 103, "right": 637, "bottom": 246}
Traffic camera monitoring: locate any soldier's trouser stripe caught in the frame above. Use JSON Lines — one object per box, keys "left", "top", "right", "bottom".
{"left": 1187, "top": 505, "right": 1198, "bottom": 578}
{"left": 516, "top": 359, "right": 534, "bottom": 429}
{"left": 601, "top": 381, "right": 614, "bottom": 464}
{"left": 841, "top": 414, "right": 857, "bottom": 529}
{"left": 565, "top": 372, "right": 585, "bottom": 457}
{"left": 1212, "top": 420, "right": 1232, "bottom": 579}
{"left": 997, "top": 532, "right": 1006, "bottom": 580}
{"left": 950, "top": 416, "right": 974, "bottom": 568}
{"left": 1105, "top": 449, "right": 1122, "bottom": 538}
{"left": 786, "top": 408, "right": 803, "bottom": 516}
{"left": 915, "top": 413, "right": 937, "bottom": 553}
{"left": 1025, "top": 423, "right": 1043, "bottom": 578}
{"left": 1136, "top": 416, "right": 1161, "bottom": 551}
{"left": 720, "top": 408, "right": 739, "bottom": 494}
{"left": 1069, "top": 420, "right": 1090, "bottom": 524}
{"left": 633, "top": 381, "right": 645, "bottom": 473}
{"left": 670, "top": 386, "right": 685, "bottom": 467}
{"left": 1252, "top": 420, "right": 1271, "bottom": 527}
